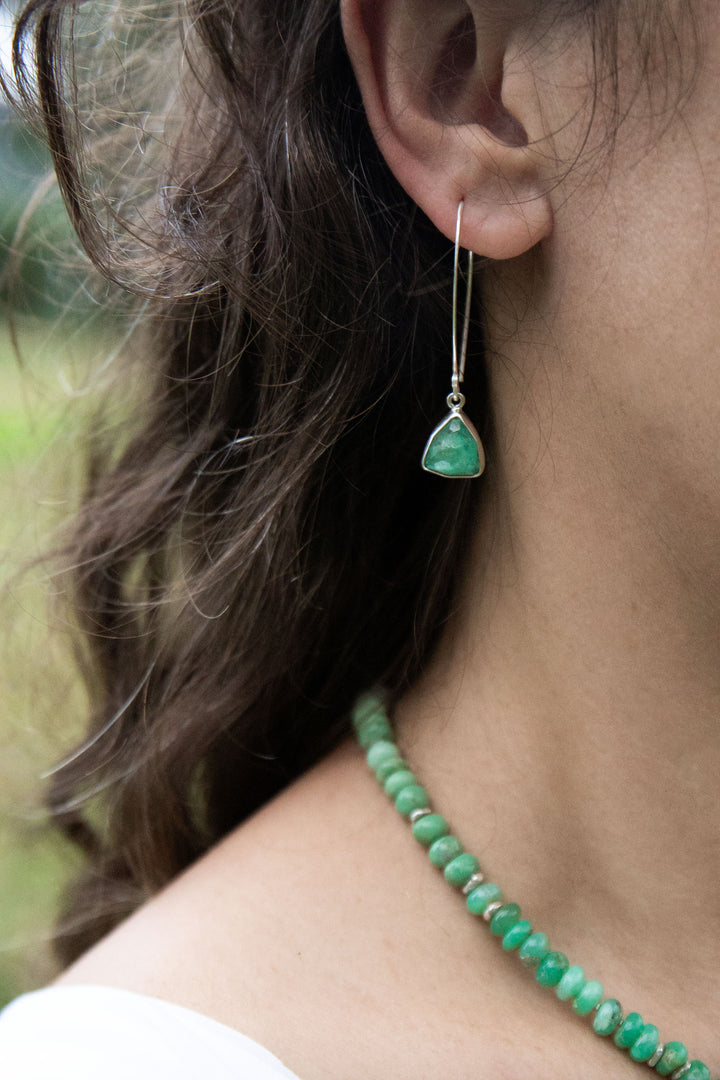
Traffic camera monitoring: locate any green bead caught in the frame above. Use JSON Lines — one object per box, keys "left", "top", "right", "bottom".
{"left": 384, "top": 769, "right": 416, "bottom": 799}
{"left": 428, "top": 834, "right": 463, "bottom": 868}
{"left": 366, "top": 739, "right": 399, "bottom": 770}
{"left": 395, "top": 784, "right": 430, "bottom": 818}
{"left": 443, "top": 853, "right": 480, "bottom": 888}
{"left": 613, "top": 1012, "right": 645, "bottom": 1049}
{"left": 356, "top": 715, "right": 393, "bottom": 749}
{"left": 411, "top": 813, "right": 448, "bottom": 845}
{"left": 352, "top": 690, "right": 386, "bottom": 727}
{"left": 593, "top": 999, "right": 623, "bottom": 1036}
{"left": 572, "top": 980, "right": 604, "bottom": 1016}
{"left": 502, "top": 919, "right": 532, "bottom": 951}
{"left": 682, "top": 1063, "right": 710, "bottom": 1080}
{"left": 630, "top": 1024, "right": 659, "bottom": 1062}
{"left": 556, "top": 965, "right": 585, "bottom": 1001}
{"left": 490, "top": 903, "right": 521, "bottom": 937}
{"left": 422, "top": 413, "right": 483, "bottom": 478}
{"left": 536, "top": 951, "right": 569, "bottom": 988}
{"left": 518, "top": 931, "right": 549, "bottom": 968}
{"left": 375, "top": 755, "right": 405, "bottom": 783}
{"left": 466, "top": 882, "right": 503, "bottom": 915}
{"left": 656, "top": 1042, "right": 688, "bottom": 1076}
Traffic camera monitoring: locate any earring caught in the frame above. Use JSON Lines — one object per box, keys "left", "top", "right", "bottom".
{"left": 421, "top": 199, "right": 486, "bottom": 479}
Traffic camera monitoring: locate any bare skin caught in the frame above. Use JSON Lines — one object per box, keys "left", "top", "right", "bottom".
{"left": 57, "top": 2, "right": 720, "bottom": 1077}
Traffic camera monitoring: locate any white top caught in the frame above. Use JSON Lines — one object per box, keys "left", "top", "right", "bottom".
{"left": 0, "top": 984, "right": 303, "bottom": 1079}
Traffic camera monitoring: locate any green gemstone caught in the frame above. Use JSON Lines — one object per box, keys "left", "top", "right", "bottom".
{"left": 428, "top": 834, "right": 463, "bottom": 868}
{"left": 572, "top": 980, "right": 604, "bottom": 1016}
{"left": 683, "top": 1063, "right": 711, "bottom": 1080}
{"left": 613, "top": 1012, "right": 645, "bottom": 1049}
{"left": 490, "top": 903, "right": 521, "bottom": 937}
{"left": 593, "top": 999, "right": 623, "bottom": 1036}
{"left": 394, "top": 784, "right": 430, "bottom": 817}
{"left": 443, "top": 853, "right": 480, "bottom": 888}
{"left": 536, "top": 951, "right": 569, "bottom": 987}
{"left": 422, "top": 413, "right": 482, "bottom": 478}
{"left": 556, "top": 965, "right": 585, "bottom": 1001}
{"left": 630, "top": 1024, "right": 659, "bottom": 1062}
{"left": 518, "top": 931, "right": 549, "bottom": 968}
{"left": 366, "top": 740, "right": 399, "bottom": 770}
{"left": 656, "top": 1042, "right": 688, "bottom": 1076}
{"left": 502, "top": 919, "right": 532, "bottom": 951}
{"left": 411, "top": 813, "right": 448, "bottom": 845}
{"left": 384, "top": 769, "right": 416, "bottom": 799}
{"left": 355, "top": 715, "right": 393, "bottom": 749}
{"left": 466, "top": 882, "right": 503, "bottom": 915}
{"left": 352, "top": 690, "right": 387, "bottom": 728}
{"left": 375, "top": 755, "right": 405, "bottom": 783}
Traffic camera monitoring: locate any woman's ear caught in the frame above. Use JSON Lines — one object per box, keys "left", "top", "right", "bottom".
{"left": 340, "top": 0, "right": 553, "bottom": 259}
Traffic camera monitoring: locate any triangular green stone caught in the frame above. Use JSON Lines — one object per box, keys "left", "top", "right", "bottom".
{"left": 422, "top": 412, "right": 483, "bottom": 478}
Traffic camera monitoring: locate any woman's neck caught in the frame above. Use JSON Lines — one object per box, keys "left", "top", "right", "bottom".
{"left": 393, "top": 382, "right": 720, "bottom": 1019}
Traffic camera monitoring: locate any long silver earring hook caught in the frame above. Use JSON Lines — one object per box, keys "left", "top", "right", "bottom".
{"left": 451, "top": 198, "right": 474, "bottom": 402}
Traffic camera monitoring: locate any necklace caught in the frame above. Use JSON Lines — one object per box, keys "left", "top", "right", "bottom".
{"left": 352, "top": 690, "right": 715, "bottom": 1080}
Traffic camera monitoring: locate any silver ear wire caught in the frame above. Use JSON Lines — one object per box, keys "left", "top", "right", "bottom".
{"left": 421, "top": 198, "right": 486, "bottom": 479}
{"left": 451, "top": 198, "right": 474, "bottom": 404}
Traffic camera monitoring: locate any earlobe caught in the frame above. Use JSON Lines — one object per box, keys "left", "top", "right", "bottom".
{"left": 340, "top": 0, "right": 553, "bottom": 259}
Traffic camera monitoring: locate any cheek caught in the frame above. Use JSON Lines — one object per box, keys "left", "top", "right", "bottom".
{"left": 533, "top": 0, "right": 720, "bottom": 341}
{"left": 527, "top": 111, "right": 720, "bottom": 530}
{"left": 485, "top": 5, "right": 720, "bottom": 535}
{"left": 551, "top": 96, "right": 720, "bottom": 398}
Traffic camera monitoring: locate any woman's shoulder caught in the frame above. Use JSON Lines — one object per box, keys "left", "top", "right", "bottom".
{"left": 49, "top": 739, "right": 376, "bottom": 1055}
{"left": 33, "top": 738, "right": 403, "bottom": 1079}
{"left": 45, "top": 737, "right": 432, "bottom": 1078}
{"left": 0, "top": 984, "right": 302, "bottom": 1079}
{"left": 34, "top": 738, "right": 552, "bottom": 1080}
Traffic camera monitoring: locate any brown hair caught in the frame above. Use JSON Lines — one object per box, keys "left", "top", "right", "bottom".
{"left": 2, "top": 0, "right": 696, "bottom": 966}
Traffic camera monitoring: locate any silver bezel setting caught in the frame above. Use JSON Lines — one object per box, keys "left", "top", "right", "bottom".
{"left": 421, "top": 405, "right": 486, "bottom": 479}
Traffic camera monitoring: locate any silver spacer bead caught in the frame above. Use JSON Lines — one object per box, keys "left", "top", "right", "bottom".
{"left": 671, "top": 1067, "right": 691, "bottom": 1080}
{"left": 483, "top": 900, "right": 504, "bottom": 923}
{"left": 408, "top": 807, "right": 432, "bottom": 824}
{"left": 462, "top": 871, "right": 486, "bottom": 895}
{"left": 647, "top": 1045, "right": 665, "bottom": 1069}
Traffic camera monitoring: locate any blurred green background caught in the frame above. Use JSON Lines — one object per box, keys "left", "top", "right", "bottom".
{"left": 0, "top": 105, "right": 114, "bottom": 1008}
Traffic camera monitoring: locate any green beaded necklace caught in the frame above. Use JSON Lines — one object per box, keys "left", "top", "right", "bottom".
{"left": 352, "top": 689, "right": 716, "bottom": 1080}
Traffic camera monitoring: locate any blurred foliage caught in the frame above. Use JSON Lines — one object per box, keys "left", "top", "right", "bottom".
{"left": 0, "top": 10, "right": 158, "bottom": 999}
{"left": 0, "top": 16, "right": 144, "bottom": 1011}
{"left": 0, "top": 319, "right": 90, "bottom": 1009}
{"left": 0, "top": 110, "right": 100, "bottom": 319}
{"left": 0, "top": 308, "right": 131, "bottom": 1009}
